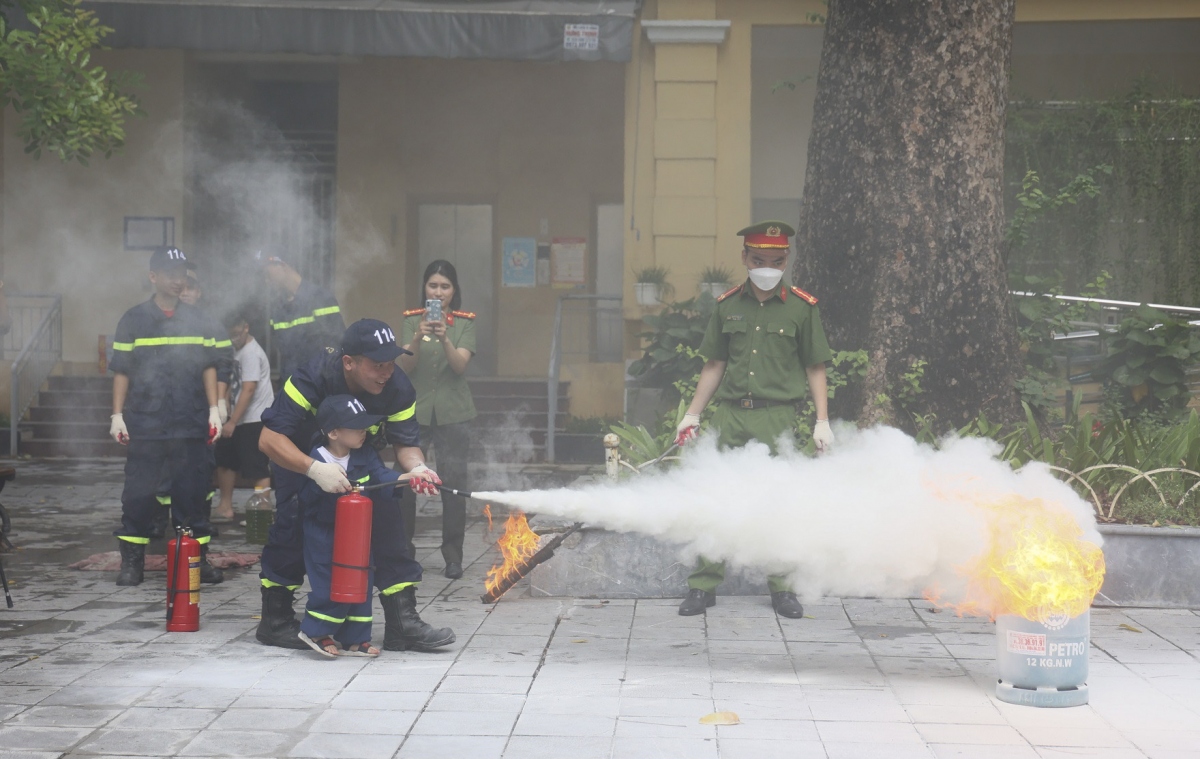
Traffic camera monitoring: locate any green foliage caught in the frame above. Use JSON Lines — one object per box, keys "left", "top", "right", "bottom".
{"left": 1006, "top": 82, "right": 1200, "bottom": 304}
{"left": 627, "top": 294, "right": 716, "bottom": 406}
{"left": 957, "top": 399, "right": 1200, "bottom": 525}
{"left": 698, "top": 265, "right": 735, "bottom": 287}
{"left": 0, "top": 0, "right": 140, "bottom": 163}
{"left": 609, "top": 400, "right": 688, "bottom": 469}
{"left": 1006, "top": 166, "right": 1110, "bottom": 250}
{"left": 1093, "top": 305, "right": 1200, "bottom": 418}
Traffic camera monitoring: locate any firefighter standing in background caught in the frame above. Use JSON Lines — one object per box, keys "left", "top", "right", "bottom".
{"left": 255, "top": 319, "right": 455, "bottom": 652}
{"left": 673, "top": 222, "right": 835, "bottom": 619}
{"left": 109, "top": 247, "right": 225, "bottom": 586}
{"left": 258, "top": 251, "right": 344, "bottom": 382}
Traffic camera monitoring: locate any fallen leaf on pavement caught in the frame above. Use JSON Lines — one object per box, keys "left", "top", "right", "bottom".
{"left": 1118, "top": 623, "right": 1142, "bottom": 633}
{"left": 700, "top": 711, "right": 740, "bottom": 725}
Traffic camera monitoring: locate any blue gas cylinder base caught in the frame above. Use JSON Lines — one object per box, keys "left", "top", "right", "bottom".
{"left": 996, "top": 679, "right": 1089, "bottom": 707}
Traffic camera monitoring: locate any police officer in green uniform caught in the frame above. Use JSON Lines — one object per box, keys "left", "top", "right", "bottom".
{"left": 398, "top": 260, "right": 478, "bottom": 580}
{"left": 674, "top": 221, "right": 836, "bottom": 619}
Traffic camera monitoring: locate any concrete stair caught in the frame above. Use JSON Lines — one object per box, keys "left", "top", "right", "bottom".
{"left": 16, "top": 374, "right": 570, "bottom": 462}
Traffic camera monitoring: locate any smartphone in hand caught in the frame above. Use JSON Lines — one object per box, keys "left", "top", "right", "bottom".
{"left": 425, "top": 298, "right": 444, "bottom": 323}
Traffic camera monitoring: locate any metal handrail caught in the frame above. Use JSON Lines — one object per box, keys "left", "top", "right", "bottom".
{"left": 1010, "top": 290, "right": 1200, "bottom": 316}
{"left": 10, "top": 295, "right": 63, "bottom": 455}
{"left": 546, "top": 293, "right": 622, "bottom": 463}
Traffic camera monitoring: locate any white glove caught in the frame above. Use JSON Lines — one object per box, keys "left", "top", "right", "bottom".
{"left": 217, "top": 398, "right": 229, "bottom": 426}
{"left": 813, "top": 419, "right": 835, "bottom": 453}
{"left": 307, "top": 460, "right": 351, "bottom": 494}
{"left": 109, "top": 413, "right": 129, "bottom": 445}
{"left": 674, "top": 413, "right": 701, "bottom": 447}
{"left": 408, "top": 463, "right": 442, "bottom": 495}
{"left": 207, "top": 406, "right": 222, "bottom": 445}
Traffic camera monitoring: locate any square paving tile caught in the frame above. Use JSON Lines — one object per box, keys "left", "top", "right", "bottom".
{"left": 75, "top": 727, "right": 199, "bottom": 755}
{"left": 395, "top": 735, "right": 506, "bottom": 759}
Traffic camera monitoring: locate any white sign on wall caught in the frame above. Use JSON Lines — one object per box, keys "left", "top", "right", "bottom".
{"left": 564, "top": 23, "right": 600, "bottom": 51}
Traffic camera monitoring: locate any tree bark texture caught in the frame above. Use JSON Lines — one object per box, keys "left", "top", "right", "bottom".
{"left": 793, "top": 0, "right": 1022, "bottom": 430}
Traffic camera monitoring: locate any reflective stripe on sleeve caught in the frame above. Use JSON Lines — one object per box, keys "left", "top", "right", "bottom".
{"left": 284, "top": 379, "right": 316, "bottom": 414}
{"left": 113, "top": 342, "right": 134, "bottom": 351}
{"left": 389, "top": 404, "right": 416, "bottom": 423}
{"left": 313, "top": 306, "right": 341, "bottom": 317}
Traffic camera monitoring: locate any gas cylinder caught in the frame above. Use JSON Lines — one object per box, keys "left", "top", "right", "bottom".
{"left": 995, "top": 611, "right": 1090, "bottom": 707}
{"left": 166, "top": 530, "right": 200, "bottom": 632}
{"left": 330, "top": 490, "right": 373, "bottom": 603}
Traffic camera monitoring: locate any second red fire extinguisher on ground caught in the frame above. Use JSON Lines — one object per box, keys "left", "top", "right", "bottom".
{"left": 331, "top": 489, "right": 373, "bottom": 603}
{"left": 166, "top": 529, "right": 200, "bottom": 632}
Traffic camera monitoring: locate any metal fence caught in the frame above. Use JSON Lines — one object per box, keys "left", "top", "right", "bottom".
{"left": 7, "top": 293, "right": 63, "bottom": 455}
{"left": 546, "top": 294, "right": 623, "bottom": 462}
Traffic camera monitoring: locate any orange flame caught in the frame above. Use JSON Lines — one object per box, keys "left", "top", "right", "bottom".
{"left": 483, "top": 504, "right": 493, "bottom": 532}
{"left": 484, "top": 510, "right": 541, "bottom": 597}
{"left": 926, "top": 496, "right": 1105, "bottom": 624}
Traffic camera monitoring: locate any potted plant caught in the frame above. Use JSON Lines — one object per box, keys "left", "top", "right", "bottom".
{"left": 633, "top": 265, "right": 672, "bottom": 307}
{"left": 698, "top": 265, "right": 735, "bottom": 298}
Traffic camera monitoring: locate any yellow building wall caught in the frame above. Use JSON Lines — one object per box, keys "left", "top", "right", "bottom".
{"left": 2, "top": 50, "right": 187, "bottom": 365}
{"left": 335, "top": 57, "right": 625, "bottom": 382}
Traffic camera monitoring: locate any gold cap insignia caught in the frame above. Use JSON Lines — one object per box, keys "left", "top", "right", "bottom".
{"left": 767, "top": 225, "right": 781, "bottom": 237}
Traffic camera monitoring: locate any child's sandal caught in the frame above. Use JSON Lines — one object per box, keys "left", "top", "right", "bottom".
{"left": 343, "top": 641, "right": 380, "bottom": 658}
{"left": 298, "top": 631, "right": 340, "bottom": 658}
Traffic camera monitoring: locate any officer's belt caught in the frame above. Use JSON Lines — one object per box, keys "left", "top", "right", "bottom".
{"left": 723, "top": 398, "right": 797, "bottom": 410}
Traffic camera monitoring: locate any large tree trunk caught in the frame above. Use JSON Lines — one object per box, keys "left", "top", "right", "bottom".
{"left": 793, "top": 0, "right": 1022, "bottom": 430}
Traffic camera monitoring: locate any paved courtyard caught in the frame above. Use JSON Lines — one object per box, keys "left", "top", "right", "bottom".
{"left": 1, "top": 460, "right": 1199, "bottom": 759}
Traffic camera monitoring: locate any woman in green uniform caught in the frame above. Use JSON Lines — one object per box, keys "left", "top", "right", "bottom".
{"left": 399, "top": 260, "right": 477, "bottom": 579}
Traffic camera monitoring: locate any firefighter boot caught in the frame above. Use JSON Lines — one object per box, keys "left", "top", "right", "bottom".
{"left": 381, "top": 587, "right": 456, "bottom": 652}
{"left": 255, "top": 585, "right": 307, "bottom": 649}
{"left": 678, "top": 588, "right": 716, "bottom": 616}
{"left": 115, "top": 541, "right": 146, "bottom": 586}
{"left": 198, "top": 544, "right": 224, "bottom": 585}
{"left": 771, "top": 591, "right": 805, "bottom": 619}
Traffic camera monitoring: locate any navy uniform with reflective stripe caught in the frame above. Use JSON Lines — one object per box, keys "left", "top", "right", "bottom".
{"left": 299, "top": 445, "right": 402, "bottom": 645}
{"left": 259, "top": 351, "right": 421, "bottom": 592}
{"left": 109, "top": 298, "right": 227, "bottom": 545}
{"left": 271, "top": 281, "right": 344, "bottom": 382}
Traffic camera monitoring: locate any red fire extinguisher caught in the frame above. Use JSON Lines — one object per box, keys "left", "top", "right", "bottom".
{"left": 166, "top": 529, "right": 200, "bottom": 632}
{"left": 331, "top": 489, "right": 373, "bottom": 603}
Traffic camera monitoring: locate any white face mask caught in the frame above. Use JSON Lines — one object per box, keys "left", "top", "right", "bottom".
{"left": 748, "top": 267, "right": 784, "bottom": 291}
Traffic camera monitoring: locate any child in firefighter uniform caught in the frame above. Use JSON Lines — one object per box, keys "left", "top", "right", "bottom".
{"left": 256, "top": 319, "right": 454, "bottom": 653}
{"left": 298, "top": 395, "right": 420, "bottom": 657}
{"left": 109, "top": 247, "right": 225, "bottom": 586}
{"left": 673, "top": 221, "right": 835, "bottom": 619}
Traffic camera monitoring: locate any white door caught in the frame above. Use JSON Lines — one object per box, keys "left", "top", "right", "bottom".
{"left": 417, "top": 204, "right": 495, "bottom": 374}
{"left": 595, "top": 203, "right": 624, "bottom": 362}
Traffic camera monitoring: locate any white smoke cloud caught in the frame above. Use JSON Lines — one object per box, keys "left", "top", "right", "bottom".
{"left": 475, "top": 426, "right": 1103, "bottom": 603}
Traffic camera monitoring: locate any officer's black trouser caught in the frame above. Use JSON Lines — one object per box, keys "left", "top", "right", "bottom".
{"left": 260, "top": 463, "right": 423, "bottom": 594}
{"left": 398, "top": 421, "right": 470, "bottom": 565}
{"left": 116, "top": 438, "right": 213, "bottom": 545}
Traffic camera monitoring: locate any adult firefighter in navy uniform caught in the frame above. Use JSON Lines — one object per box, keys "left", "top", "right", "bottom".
{"left": 255, "top": 318, "right": 455, "bottom": 652}
{"left": 109, "top": 247, "right": 225, "bottom": 586}
{"left": 258, "top": 251, "right": 345, "bottom": 382}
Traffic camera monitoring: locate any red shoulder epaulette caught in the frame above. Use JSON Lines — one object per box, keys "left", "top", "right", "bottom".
{"left": 450, "top": 310, "right": 476, "bottom": 320}
{"left": 790, "top": 286, "right": 818, "bottom": 305}
{"left": 716, "top": 285, "right": 743, "bottom": 303}
{"left": 403, "top": 308, "right": 426, "bottom": 317}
